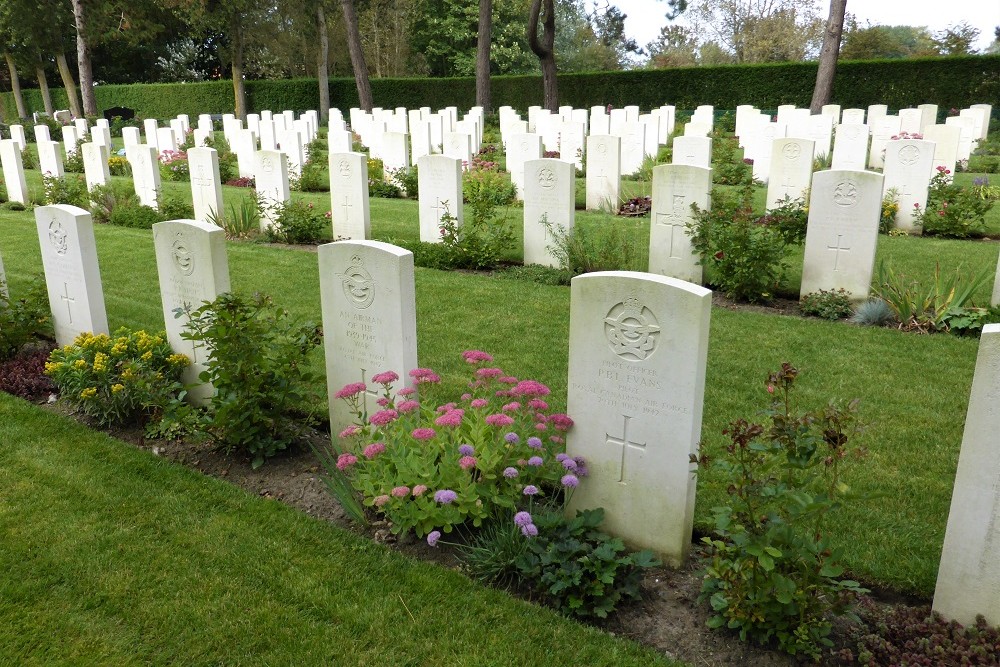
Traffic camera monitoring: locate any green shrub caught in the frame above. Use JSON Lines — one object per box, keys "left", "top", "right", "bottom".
{"left": 295, "top": 159, "right": 329, "bottom": 192}
{"left": 264, "top": 199, "right": 329, "bottom": 244}
{"left": 872, "top": 260, "right": 990, "bottom": 333}
{"left": 107, "top": 155, "right": 131, "bottom": 177}
{"left": 880, "top": 188, "right": 901, "bottom": 234}
{"left": 208, "top": 196, "right": 260, "bottom": 239}
{"left": 369, "top": 178, "right": 402, "bottom": 198}
{"left": 89, "top": 181, "right": 142, "bottom": 225}
{"left": 711, "top": 134, "right": 754, "bottom": 186}
{"left": 180, "top": 292, "right": 323, "bottom": 468}
{"left": 157, "top": 192, "right": 195, "bottom": 220}
{"left": 438, "top": 199, "right": 516, "bottom": 270}
{"left": 42, "top": 173, "right": 89, "bottom": 208}
{"left": 543, "top": 216, "right": 645, "bottom": 276}
{"left": 159, "top": 149, "right": 190, "bottom": 182}
{"left": 918, "top": 167, "right": 994, "bottom": 238}
{"left": 393, "top": 165, "right": 419, "bottom": 198}
{"left": 0, "top": 277, "right": 51, "bottom": 361}
{"left": 463, "top": 167, "right": 516, "bottom": 208}
{"left": 45, "top": 328, "right": 188, "bottom": 427}
{"left": 515, "top": 508, "right": 659, "bottom": 619}
{"left": 109, "top": 203, "right": 163, "bottom": 229}
{"left": 688, "top": 184, "right": 791, "bottom": 302}
{"left": 64, "top": 140, "right": 86, "bottom": 173}
{"left": 800, "top": 289, "right": 853, "bottom": 320}
{"left": 699, "top": 363, "right": 868, "bottom": 660}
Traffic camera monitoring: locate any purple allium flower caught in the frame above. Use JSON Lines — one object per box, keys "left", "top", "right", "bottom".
{"left": 521, "top": 523, "right": 538, "bottom": 537}
{"left": 434, "top": 489, "right": 458, "bottom": 504}
{"left": 427, "top": 530, "right": 442, "bottom": 547}
{"left": 527, "top": 456, "right": 543, "bottom": 467}
{"left": 523, "top": 485, "right": 539, "bottom": 496}
{"left": 371, "top": 370, "right": 399, "bottom": 385}
{"left": 562, "top": 458, "right": 578, "bottom": 471}
{"left": 527, "top": 436, "right": 543, "bottom": 450}
{"left": 514, "top": 511, "right": 533, "bottom": 526}
{"left": 561, "top": 474, "right": 579, "bottom": 488}
{"left": 504, "top": 432, "right": 520, "bottom": 444}
{"left": 503, "top": 466, "right": 519, "bottom": 478}
{"left": 556, "top": 453, "right": 569, "bottom": 462}
{"left": 458, "top": 444, "right": 475, "bottom": 456}
{"left": 574, "top": 456, "right": 589, "bottom": 477}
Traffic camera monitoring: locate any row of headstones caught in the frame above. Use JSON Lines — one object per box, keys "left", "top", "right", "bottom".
{"left": 15, "top": 202, "right": 999, "bottom": 626}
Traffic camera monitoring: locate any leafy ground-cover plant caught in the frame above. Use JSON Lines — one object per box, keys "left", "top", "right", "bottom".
{"left": 514, "top": 507, "right": 659, "bottom": 620}
{"left": 437, "top": 190, "right": 517, "bottom": 270}
{"left": 264, "top": 199, "right": 329, "bottom": 244}
{"left": 159, "top": 149, "right": 190, "bottom": 182}
{"left": 800, "top": 289, "right": 853, "bottom": 320}
{"left": 464, "top": 162, "right": 517, "bottom": 208}
{"left": 209, "top": 196, "right": 260, "bottom": 239}
{"left": 917, "top": 166, "right": 994, "bottom": 238}
{"left": 544, "top": 216, "right": 645, "bottom": 277}
{"left": 698, "top": 363, "right": 868, "bottom": 660}
{"left": 42, "top": 173, "right": 89, "bottom": 208}
{"left": 0, "top": 277, "right": 52, "bottom": 361}
{"left": 880, "top": 188, "right": 901, "bottom": 234}
{"left": 180, "top": 292, "right": 323, "bottom": 468}
{"left": 0, "top": 343, "right": 56, "bottom": 400}
{"left": 688, "top": 184, "right": 802, "bottom": 302}
{"left": 45, "top": 328, "right": 189, "bottom": 427}
{"left": 64, "top": 140, "right": 86, "bottom": 173}
{"left": 872, "top": 260, "right": 990, "bottom": 333}
{"left": 322, "top": 350, "right": 577, "bottom": 538}
{"left": 841, "top": 601, "right": 1000, "bottom": 666}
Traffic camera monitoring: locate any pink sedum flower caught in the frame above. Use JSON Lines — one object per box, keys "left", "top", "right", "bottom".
{"left": 369, "top": 409, "right": 399, "bottom": 427}
{"left": 371, "top": 370, "right": 399, "bottom": 385}
{"left": 336, "top": 453, "right": 358, "bottom": 470}
{"left": 335, "top": 382, "right": 367, "bottom": 399}
{"left": 485, "top": 413, "right": 515, "bottom": 427}
{"left": 458, "top": 455, "right": 477, "bottom": 470}
{"left": 462, "top": 350, "right": 494, "bottom": 364}
{"left": 363, "top": 442, "right": 386, "bottom": 459}
{"left": 435, "top": 409, "right": 465, "bottom": 428}
{"left": 470, "top": 398, "right": 489, "bottom": 408}
{"left": 412, "top": 427, "right": 437, "bottom": 441}
{"left": 412, "top": 484, "right": 428, "bottom": 497}
{"left": 391, "top": 485, "right": 410, "bottom": 498}
{"left": 374, "top": 494, "right": 391, "bottom": 507}
{"left": 502, "top": 401, "right": 521, "bottom": 412}
{"left": 397, "top": 399, "right": 420, "bottom": 413}
{"left": 339, "top": 425, "right": 361, "bottom": 439}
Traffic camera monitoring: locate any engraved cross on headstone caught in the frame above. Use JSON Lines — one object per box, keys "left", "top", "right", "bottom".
{"left": 827, "top": 234, "right": 851, "bottom": 271}
{"left": 359, "top": 368, "right": 383, "bottom": 414}
{"left": 431, "top": 198, "right": 447, "bottom": 223}
{"left": 59, "top": 282, "right": 75, "bottom": 323}
{"left": 341, "top": 195, "right": 353, "bottom": 220}
{"left": 606, "top": 414, "right": 646, "bottom": 484}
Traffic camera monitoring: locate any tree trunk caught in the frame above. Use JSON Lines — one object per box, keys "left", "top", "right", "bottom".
{"left": 56, "top": 52, "right": 82, "bottom": 118}
{"left": 317, "top": 3, "right": 330, "bottom": 124}
{"left": 810, "top": 0, "right": 847, "bottom": 113}
{"left": 36, "top": 61, "right": 54, "bottom": 116}
{"left": 72, "top": 0, "right": 97, "bottom": 116}
{"left": 231, "top": 18, "right": 247, "bottom": 121}
{"left": 476, "top": 0, "right": 493, "bottom": 113}
{"left": 341, "top": 0, "right": 373, "bottom": 111}
{"left": 528, "top": 0, "right": 558, "bottom": 112}
{"left": 4, "top": 52, "right": 27, "bottom": 119}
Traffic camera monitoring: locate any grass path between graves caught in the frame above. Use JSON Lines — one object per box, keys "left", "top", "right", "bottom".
{"left": 0, "top": 392, "right": 680, "bottom": 666}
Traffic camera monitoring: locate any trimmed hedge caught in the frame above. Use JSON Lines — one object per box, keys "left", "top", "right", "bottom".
{"left": 2, "top": 55, "right": 996, "bottom": 121}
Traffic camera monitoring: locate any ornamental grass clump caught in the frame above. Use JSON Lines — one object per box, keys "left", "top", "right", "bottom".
{"left": 45, "top": 328, "right": 189, "bottom": 427}
{"left": 322, "top": 351, "right": 578, "bottom": 538}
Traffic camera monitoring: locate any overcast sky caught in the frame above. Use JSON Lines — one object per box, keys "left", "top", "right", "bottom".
{"left": 613, "top": 0, "right": 1000, "bottom": 53}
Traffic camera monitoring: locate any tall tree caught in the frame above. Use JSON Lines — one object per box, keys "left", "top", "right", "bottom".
{"left": 476, "top": 0, "right": 493, "bottom": 113}
{"left": 689, "top": 0, "right": 823, "bottom": 63}
{"left": 72, "top": 0, "right": 98, "bottom": 115}
{"left": 3, "top": 52, "right": 26, "bottom": 119}
{"left": 809, "top": 0, "right": 846, "bottom": 112}
{"left": 341, "top": 0, "right": 373, "bottom": 111}
{"left": 317, "top": 2, "right": 330, "bottom": 124}
{"left": 933, "top": 22, "right": 980, "bottom": 55}
{"left": 528, "top": 0, "right": 557, "bottom": 111}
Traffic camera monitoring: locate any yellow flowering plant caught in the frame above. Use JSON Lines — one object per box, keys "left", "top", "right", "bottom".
{"left": 45, "top": 328, "right": 189, "bottom": 427}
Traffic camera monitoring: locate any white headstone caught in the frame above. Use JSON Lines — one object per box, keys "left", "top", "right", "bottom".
{"left": 329, "top": 152, "right": 371, "bottom": 240}
{"left": 254, "top": 150, "right": 291, "bottom": 230}
{"left": 585, "top": 135, "right": 621, "bottom": 211}
{"left": 417, "top": 154, "right": 463, "bottom": 243}
{"left": 869, "top": 115, "right": 902, "bottom": 169}
{"left": 766, "top": 137, "right": 815, "bottom": 209}
{"left": 81, "top": 142, "right": 110, "bottom": 191}
{"left": 382, "top": 131, "right": 410, "bottom": 176}
{"left": 188, "top": 147, "right": 225, "bottom": 224}
{"left": 61, "top": 125, "right": 79, "bottom": 158}
{"left": 523, "top": 158, "right": 574, "bottom": 268}
{"left": 278, "top": 127, "right": 305, "bottom": 177}
{"left": 74, "top": 117, "right": 89, "bottom": 137}
{"left": 800, "top": 170, "right": 884, "bottom": 300}
{"left": 318, "top": 240, "right": 418, "bottom": 435}
{"left": 566, "top": 271, "right": 711, "bottom": 565}
{"left": 917, "top": 104, "right": 938, "bottom": 133}
{"left": 559, "top": 120, "right": 586, "bottom": 170}
{"left": 143, "top": 119, "right": 159, "bottom": 150}
{"left": 507, "top": 133, "right": 542, "bottom": 200}
{"left": 831, "top": 124, "right": 869, "bottom": 170}
{"left": 922, "top": 124, "right": 961, "bottom": 180}
{"left": 443, "top": 132, "right": 473, "bottom": 167}
{"left": 933, "top": 323, "right": 1000, "bottom": 626}
{"left": 882, "top": 139, "right": 935, "bottom": 233}
{"left": 34, "top": 124, "right": 51, "bottom": 143}
{"left": 899, "top": 108, "right": 923, "bottom": 134}
{"left": 841, "top": 108, "right": 866, "bottom": 125}
{"left": 9, "top": 125, "right": 27, "bottom": 151}
{"left": 619, "top": 122, "right": 646, "bottom": 176}
{"left": 232, "top": 128, "right": 258, "bottom": 179}
{"left": 0, "top": 139, "right": 28, "bottom": 203}
{"left": 410, "top": 120, "right": 432, "bottom": 164}
{"left": 34, "top": 204, "right": 109, "bottom": 346}
{"left": 126, "top": 144, "right": 161, "bottom": 209}
{"left": 122, "top": 126, "right": 141, "bottom": 150}
{"left": 152, "top": 219, "right": 231, "bottom": 404}
{"left": 672, "top": 136, "right": 712, "bottom": 169}
{"left": 38, "top": 140, "right": 65, "bottom": 178}
{"left": 650, "top": 164, "right": 711, "bottom": 283}
{"left": 157, "top": 127, "right": 177, "bottom": 154}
